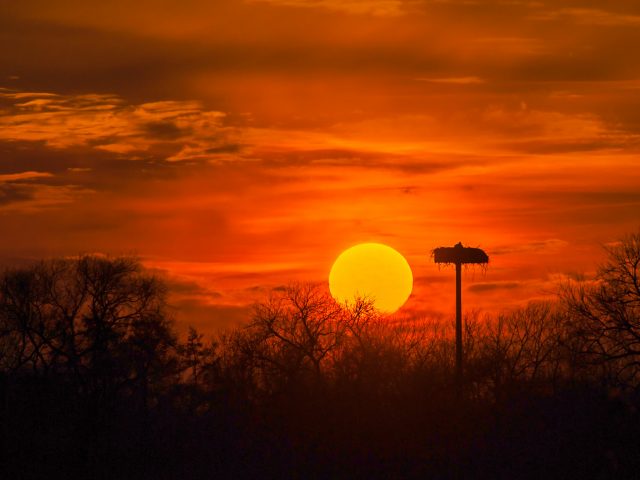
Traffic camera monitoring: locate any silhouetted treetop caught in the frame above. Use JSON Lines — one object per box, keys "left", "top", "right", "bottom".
{"left": 562, "top": 231, "right": 640, "bottom": 389}
{"left": 0, "top": 255, "right": 177, "bottom": 403}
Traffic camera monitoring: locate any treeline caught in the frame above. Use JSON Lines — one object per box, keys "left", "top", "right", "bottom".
{"left": 1, "top": 233, "right": 640, "bottom": 479}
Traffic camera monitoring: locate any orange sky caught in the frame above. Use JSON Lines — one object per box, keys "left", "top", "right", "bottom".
{"left": 1, "top": 0, "right": 640, "bottom": 332}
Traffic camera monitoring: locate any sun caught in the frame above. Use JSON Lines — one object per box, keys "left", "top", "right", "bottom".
{"left": 329, "top": 243, "right": 413, "bottom": 313}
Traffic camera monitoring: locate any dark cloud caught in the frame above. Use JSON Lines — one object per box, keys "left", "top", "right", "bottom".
{"left": 0, "top": 89, "right": 241, "bottom": 169}
{"left": 162, "top": 276, "right": 223, "bottom": 298}
{"left": 142, "top": 121, "right": 191, "bottom": 140}
{"left": 502, "top": 138, "right": 639, "bottom": 154}
{"left": 468, "top": 281, "right": 522, "bottom": 293}
{"left": 492, "top": 239, "right": 568, "bottom": 255}
{"left": 0, "top": 183, "right": 35, "bottom": 205}
{"left": 252, "top": 147, "right": 482, "bottom": 174}
{"left": 171, "top": 299, "right": 252, "bottom": 333}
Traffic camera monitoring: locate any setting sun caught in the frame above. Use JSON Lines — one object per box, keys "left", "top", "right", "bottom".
{"left": 329, "top": 243, "right": 413, "bottom": 313}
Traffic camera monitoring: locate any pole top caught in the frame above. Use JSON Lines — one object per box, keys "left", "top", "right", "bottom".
{"left": 433, "top": 243, "right": 489, "bottom": 265}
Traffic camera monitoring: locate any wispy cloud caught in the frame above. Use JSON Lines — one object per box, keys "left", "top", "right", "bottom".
{"left": 415, "top": 76, "right": 484, "bottom": 84}
{"left": 0, "top": 169, "right": 90, "bottom": 211}
{"left": 532, "top": 8, "right": 640, "bottom": 26}
{"left": 0, "top": 89, "right": 239, "bottom": 162}
{"left": 0, "top": 171, "right": 53, "bottom": 182}
{"left": 491, "top": 239, "right": 568, "bottom": 255}
{"left": 468, "top": 281, "right": 522, "bottom": 293}
{"left": 0, "top": 182, "right": 92, "bottom": 211}
{"left": 247, "top": 0, "right": 405, "bottom": 16}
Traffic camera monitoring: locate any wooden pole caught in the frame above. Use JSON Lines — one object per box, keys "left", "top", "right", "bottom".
{"left": 455, "top": 261, "right": 462, "bottom": 395}
{"left": 433, "top": 242, "right": 488, "bottom": 397}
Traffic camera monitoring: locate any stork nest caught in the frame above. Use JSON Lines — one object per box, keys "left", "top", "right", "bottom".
{"left": 432, "top": 244, "right": 489, "bottom": 265}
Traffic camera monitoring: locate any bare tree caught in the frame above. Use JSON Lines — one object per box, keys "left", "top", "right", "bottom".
{"left": 466, "top": 303, "right": 567, "bottom": 400}
{"left": 246, "top": 284, "right": 347, "bottom": 388}
{"left": 0, "top": 255, "right": 177, "bottom": 405}
{"left": 562, "top": 231, "right": 640, "bottom": 388}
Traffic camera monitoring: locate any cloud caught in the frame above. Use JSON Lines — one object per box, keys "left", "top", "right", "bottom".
{"left": 171, "top": 299, "right": 252, "bottom": 333}
{"left": 0, "top": 89, "right": 239, "bottom": 163}
{"left": 415, "top": 76, "right": 485, "bottom": 85}
{"left": 0, "top": 171, "right": 53, "bottom": 182}
{"left": 476, "top": 106, "right": 639, "bottom": 154}
{"left": 0, "top": 169, "right": 90, "bottom": 211}
{"left": 248, "top": 0, "right": 405, "bottom": 16}
{"left": 492, "top": 239, "right": 568, "bottom": 255}
{"left": 469, "top": 37, "right": 547, "bottom": 56}
{"left": 0, "top": 182, "right": 91, "bottom": 211}
{"left": 468, "top": 281, "right": 522, "bottom": 293}
{"left": 532, "top": 8, "right": 640, "bottom": 26}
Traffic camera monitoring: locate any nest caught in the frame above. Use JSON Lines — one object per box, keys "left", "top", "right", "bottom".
{"left": 433, "top": 243, "right": 489, "bottom": 265}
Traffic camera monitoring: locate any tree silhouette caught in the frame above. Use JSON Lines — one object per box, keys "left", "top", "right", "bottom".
{"left": 0, "top": 255, "right": 179, "bottom": 441}
{"left": 464, "top": 304, "right": 568, "bottom": 401}
{"left": 563, "top": 231, "right": 640, "bottom": 389}
{"left": 244, "top": 283, "right": 347, "bottom": 389}
{"left": 1, "top": 250, "right": 640, "bottom": 478}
